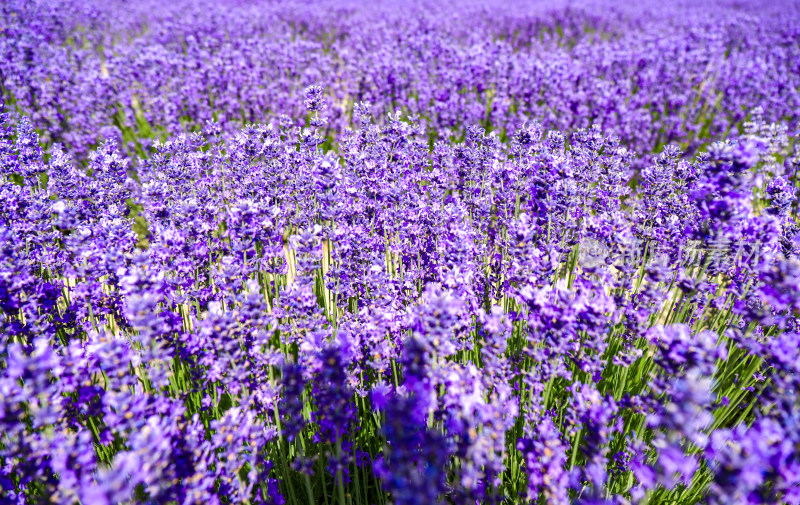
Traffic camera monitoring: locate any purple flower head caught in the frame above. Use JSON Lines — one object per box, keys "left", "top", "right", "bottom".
{"left": 376, "top": 394, "right": 449, "bottom": 505}
{"left": 766, "top": 176, "right": 795, "bottom": 219}
{"left": 311, "top": 345, "right": 356, "bottom": 443}
{"left": 707, "top": 418, "right": 800, "bottom": 505}
{"left": 647, "top": 324, "right": 727, "bottom": 375}
{"left": 279, "top": 362, "right": 306, "bottom": 442}
{"left": 304, "top": 85, "right": 326, "bottom": 113}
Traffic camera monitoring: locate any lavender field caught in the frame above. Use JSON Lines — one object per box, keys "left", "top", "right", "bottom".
{"left": 1, "top": 0, "right": 800, "bottom": 503}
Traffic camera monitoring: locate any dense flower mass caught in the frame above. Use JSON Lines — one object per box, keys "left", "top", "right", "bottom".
{"left": 1, "top": 0, "right": 799, "bottom": 504}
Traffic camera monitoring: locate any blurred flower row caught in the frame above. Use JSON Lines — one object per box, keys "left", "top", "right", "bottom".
{"left": 2, "top": 0, "right": 799, "bottom": 161}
